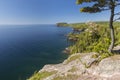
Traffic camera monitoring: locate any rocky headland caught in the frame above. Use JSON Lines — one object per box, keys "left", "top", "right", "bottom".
{"left": 29, "top": 50, "right": 120, "bottom": 80}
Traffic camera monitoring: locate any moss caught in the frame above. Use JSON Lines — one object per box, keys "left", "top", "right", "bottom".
{"left": 28, "top": 71, "right": 57, "bottom": 80}
{"left": 68, "top": 66, "right": 78, "bottom": 72}
{"left": 66, "top": 54, "right": 81, "bottom": 64}
{"left": 53, "top": 74, "right": 80, "bottom": 80}
{"left": 98, "top": 53, "right": 113, "bottom": 61}
{"left": 91, "top": 53, "right": 99, "bottom": 58}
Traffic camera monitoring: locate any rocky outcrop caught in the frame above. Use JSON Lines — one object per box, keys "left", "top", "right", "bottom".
{"left": 29, "top": 52, "right": 120, "bottom": 80}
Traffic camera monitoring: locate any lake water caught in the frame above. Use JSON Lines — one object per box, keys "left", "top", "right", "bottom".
{"left": 0, "top": 25, "right": 71, "bottom": 80}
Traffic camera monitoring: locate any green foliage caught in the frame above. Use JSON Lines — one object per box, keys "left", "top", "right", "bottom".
{"left": 76, "top": 0, "right": 120, "bottom": 13}
{"left": 92, "top": 37, "right": 111, "bottom": 53}
{"left": 116, "top": 33, "right": 120, "bottom": 45}
{"left": 91, "top": 53, "right": 99, "bottom": 58}
{"left": 76, "top": 0, "right": 91, "bottom": 4}
{"left": 66, "top": 54, "right": 81, "bottom": 64}
{"left": 114, "top": 22, "right": 120, "bottom": 45}
{"left": 67, "top": 33, "right": 80, "bottom": 41}
{"left": 56, "top": 22, "right": 69, "bottom": 27}
{"left": 80, "top": 7, "right": 101, "bottom": 13}
{"left": 75, "top": 0, "right": 120, "bottom": 54}
{"left": 67, "top": 22, "right": 120, "bottom": 55}
{"left": 53, "top": 74, "right": 79, "bottom": 80}
{"left": 68, "top": 66, "right": 78, "bottom": 72}
{"left": 98, "top": 53, "right": 113, "bottom": 61}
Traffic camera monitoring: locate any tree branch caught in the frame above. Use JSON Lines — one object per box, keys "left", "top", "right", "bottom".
{"left": 116, "top": 3, "right": 120, "bottom": 6}
{"left": 101, "top": 8, "right": 110, "bottom": 11}
{"left": 114, "top": 17, "right": 120, "bottom": 22}
{"left": 114, "top": 12, "right": 120, "bottom": 15}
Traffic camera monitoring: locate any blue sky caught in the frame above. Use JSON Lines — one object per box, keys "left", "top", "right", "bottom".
{"left": 0, "top": 0, "right": 120, "bottom": 24}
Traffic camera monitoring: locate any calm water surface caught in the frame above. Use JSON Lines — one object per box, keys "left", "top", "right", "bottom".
{"left": 0, "top": 25, "right": 71, "bottom": 80}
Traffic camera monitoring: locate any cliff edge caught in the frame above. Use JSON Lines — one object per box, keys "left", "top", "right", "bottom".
{"left": 28, "top": 52, "right": 120, "bottom": 80}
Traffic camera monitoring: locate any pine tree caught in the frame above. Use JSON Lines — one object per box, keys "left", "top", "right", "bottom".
{"left": 76, "top": 0, "right": 120, "bottom": 53}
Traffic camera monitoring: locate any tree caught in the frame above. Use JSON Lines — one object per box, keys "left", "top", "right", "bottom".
{"left": 76, "top": 0, "right": 120, "bottom": 53}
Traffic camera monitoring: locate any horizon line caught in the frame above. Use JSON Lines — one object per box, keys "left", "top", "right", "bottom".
{"left": 0, "top": 20, "right": 119, "bottom": 25}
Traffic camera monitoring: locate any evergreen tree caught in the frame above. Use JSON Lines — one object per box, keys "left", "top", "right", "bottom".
{"left": 76, "top": 0, "right": 120, "bottom": 52}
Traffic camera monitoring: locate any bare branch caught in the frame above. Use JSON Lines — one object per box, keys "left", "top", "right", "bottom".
{"left": 114, "top": 17, "right": 120, "bottom": 22}
{"left": 116, "top": 3, "right": 120, "bottom": 6}
{"left": 114, "top": 12, "right": 120, "bottom": 15}
{"left": 101, "top": 8, "right": 110, "bottom": 11}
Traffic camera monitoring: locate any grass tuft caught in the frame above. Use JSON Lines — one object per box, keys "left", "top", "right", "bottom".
{"left": 28, "top": 71, "right": 57, "bottom": 80}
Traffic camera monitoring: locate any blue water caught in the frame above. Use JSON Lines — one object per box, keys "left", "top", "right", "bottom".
{"left": 0, "top": 25, "right": 71, "bottom": 80}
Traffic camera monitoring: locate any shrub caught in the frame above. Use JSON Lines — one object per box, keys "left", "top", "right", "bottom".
{"left": 67, "top": 22, "right": 120, "bottom": 55}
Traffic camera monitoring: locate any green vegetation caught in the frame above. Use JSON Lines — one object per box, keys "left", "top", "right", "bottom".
{"left": 28, "top": 71, "right": 57, "bottom": 80}
{"left": 28, "top": 22, "right": 120, "bottom": 80}
{"left": 56, "top": 22, "right": 69, "bottom": 27}
{"left": 66, "top": 54, "right": 81, "bottom": 64}
{"left": 76, "top": 0, "right": 120, "bottom": 53}
{"left": 67, "top": 22, "right": 120, "bottom": 56}
{"left": 68, "top": 66, "right": 78, "bottom": 72}
{"left": 27, "top": 1, "right": 120, "bottom": 79}
{"left": 53, "top": 74, "right": 79, "bottom": 80}
{"left": 98, "top": 52, "right": 113, "bottom": 61}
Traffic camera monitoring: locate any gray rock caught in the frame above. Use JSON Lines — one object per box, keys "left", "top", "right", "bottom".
{"left": 94, "top": 55, "right": 120, "bottom": 77}
{"left": 34, "top": 53, "right": 120, "bottom": 80}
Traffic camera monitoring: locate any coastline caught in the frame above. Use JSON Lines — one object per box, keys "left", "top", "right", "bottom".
{"left": 28, "top": 22, "right": 120, "bottom": 80}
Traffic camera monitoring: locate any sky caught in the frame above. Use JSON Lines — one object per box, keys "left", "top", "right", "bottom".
{"left": 0, "top": 0, "right": 120, "bottom": 24}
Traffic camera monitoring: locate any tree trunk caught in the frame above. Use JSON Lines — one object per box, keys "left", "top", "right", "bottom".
{"left": 108, "top": 5, "right": 115, "bottom": 53}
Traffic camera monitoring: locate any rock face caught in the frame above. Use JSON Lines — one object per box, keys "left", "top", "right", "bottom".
{"left": 29, "top": 53, "right": 120, "bottom": 80}
{"left": 93, "top": 55, "right": 120, "bottom": 80}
